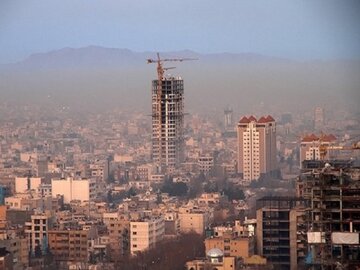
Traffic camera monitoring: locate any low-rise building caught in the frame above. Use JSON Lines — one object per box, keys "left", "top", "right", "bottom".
{"left": 185, "top": 248, "right": 235, "bottom": 270}
{"left": 205, "top": 231, "right": 255, "bottom": 259}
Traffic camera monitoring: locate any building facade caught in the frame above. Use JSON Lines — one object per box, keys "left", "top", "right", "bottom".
{"left": 224, "top": 107, "right": 234, "bottom": 132}
{"left": 102, "top": 212, "right": 130, "bottom": 259}
{"left": 314, "top": 107, "right": 325, "bottom": 129}
{"left": 15, "top": 177, "right": 42, "bottom": 193}
{"left": 186, "top": 248, "right": 235, "bottom": 270}
{"left": 51, "top": 178, "right": 96, "bottom": 203}
{"left": 299, "top": 133, "right": 336, "bottom": 168}
{"left": 297, "top": 160, "right": 360, "bottom": 269}
{"left": 205, "top": 231, "right": 254, "bottom": 259}
{"left": 178, "top": 206, "right": 210, "bottom": 235}
{"left": 237, "top": 115, "right": 277, "bottom": 181}
{"left": 24, "top": 213, "right": 51, "bottom": 257}
{"left": 256, "top": 196, "right": 307, "bottom": 270}
{"left": 48, "top": 229, "right": 90, "bottom": 263}
{"left": 130, "top": 217, "right": 164, "bottom": 255}
{"left": 151, "top": 77, "right": 184, "bottom": 173}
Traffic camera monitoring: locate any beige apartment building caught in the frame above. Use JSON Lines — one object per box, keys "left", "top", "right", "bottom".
{"left": 48, "top": 229, "right": 90, "bottom": 262}
{"left": 205, "top": 231, "right": 255, "bottom": 259}
{"left": 237, "top": 115, "right": 277, "bottom": 181}
{"left": 178, "top": 207, "right": 210, "bottom": 235}
{"left": 186, "top": 248, "right": 235, "bottom": 270}
{"left": 102, "top": 212, "right": 130, "bottom": 259}
{"left": 130, "top": 217, "right": 164, "bottom": 255}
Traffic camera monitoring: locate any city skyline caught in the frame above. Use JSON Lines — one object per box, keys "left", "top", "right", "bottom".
{"left": 0, "top": 1, "right": 359, "bottom": 269}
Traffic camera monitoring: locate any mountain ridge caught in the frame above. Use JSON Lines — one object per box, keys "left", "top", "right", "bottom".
{"left": 1, "top": 46, "right": 296, "bottom": 71}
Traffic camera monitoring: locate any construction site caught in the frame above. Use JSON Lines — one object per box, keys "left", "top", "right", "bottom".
{"left": 147, "top": 53, "right": 196, "bottom": 173}
{"left": 297, "top": 160, "right": 360, "bottom": 269}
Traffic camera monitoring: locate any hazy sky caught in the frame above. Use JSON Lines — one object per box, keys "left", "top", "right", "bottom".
{"left": 1, "top": 0, "right": 360, "bottom": 64}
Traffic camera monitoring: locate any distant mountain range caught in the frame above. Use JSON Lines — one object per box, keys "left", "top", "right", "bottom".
{"left": 0, "top": 46, "right": 359, "bottom": 114}
{"left": 1, "top": 46, "right": 293, "bottom": 70}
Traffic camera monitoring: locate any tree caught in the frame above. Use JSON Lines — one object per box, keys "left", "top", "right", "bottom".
{"left": 188, "top": 176, "right": 204, "bottom": 199}
{"left": 223, "top": 186, "right": 245, "bottom": 201}
{"left": 126, "top": 187, "right": 137, "bottom": 198}
{"left": 34, "top": 244, "right": 42, "bottom": 258}
{"left": 161, "top": 180, "right": 188, "bottom": 197}
{"left": 107, "top": 190, "right": 113, "bottom": 203}
{"left": 115, "top": 233, "right": 205, "bottom": 270}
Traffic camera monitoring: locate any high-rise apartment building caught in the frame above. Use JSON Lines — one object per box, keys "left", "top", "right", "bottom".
{"left": 151, "top": 77, "right": 184, "bottom": 173}
{"left": 224, "top": 107, "right": 234, "bottom": 132}
{"left": 314, "top": 107, "right": 325, "bottom": 129}
{"left": 256, "top": 197, "right": 307, "bottom": 270}
{"left": 237, "top": 115, "right": 277, "bottom": 181}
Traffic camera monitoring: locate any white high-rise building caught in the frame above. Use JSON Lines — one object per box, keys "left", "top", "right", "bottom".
{"left": 314, "top": 107, "right": 325, "bottom": 129}
{"left": 51, "top": 177, "right": 96, "bottom": 203}
{"left": 151, "top": 77, "right": 184, "bottom": 173}
{"left": 237, "top": 115, "right": 277, "bottom": 181}
{"left": 130, "top": 217, "right": 164, "bottom": 255}
{"left": 224, "top": 107, "right": 234, "bottom": 132}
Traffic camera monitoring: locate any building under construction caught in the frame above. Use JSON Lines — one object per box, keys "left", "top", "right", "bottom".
{"left": 297, "top": 160, "right": 360, "bottom": 269}
{"left": 147, "top": 54, "right": 194, "bottom": 173}
{"left": 151, "top": 77, "right": 184, "bottom": 172}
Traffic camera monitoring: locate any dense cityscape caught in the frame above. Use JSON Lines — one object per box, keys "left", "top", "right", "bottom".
{"left": 0, "top": 60, "right": 359, "bottom": 270}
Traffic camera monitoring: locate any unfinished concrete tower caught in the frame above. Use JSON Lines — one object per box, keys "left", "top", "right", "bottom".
{"left": 147, "top": 53, "right": 196, "bottom": 173}
{"left": 151, "top": 77, "right": 184, "bottom": 172}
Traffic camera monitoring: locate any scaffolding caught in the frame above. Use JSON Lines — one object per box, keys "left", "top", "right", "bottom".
{"left": 147, "top": 54, "right": 196, "bottom": 173}
{"left": 299, "top": 160, "right": 360, "bottom": 270}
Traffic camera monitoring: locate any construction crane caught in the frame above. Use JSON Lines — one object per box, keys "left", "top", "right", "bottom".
{"left": 319, "top": 143, "right": 360, "bottom": 160}
{"left": 147, "top": 52, "right": 197, "bottom": 81}
{"left": 318, "top": 133, "right": 360, "bottom": 160}
{"left": 147, "top": 53, "right": 197, "bottom": 168}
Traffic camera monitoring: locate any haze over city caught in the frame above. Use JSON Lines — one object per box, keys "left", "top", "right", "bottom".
{"left": 1, "top": 0, "right": 360, "bottom": 115}
{"left": 0, "top": 1, "right": 360, "bottom": 270}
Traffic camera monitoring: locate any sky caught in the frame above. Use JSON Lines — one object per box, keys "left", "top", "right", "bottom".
{"left": 0, "top": 0, "right": 360, "bottom": 64}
